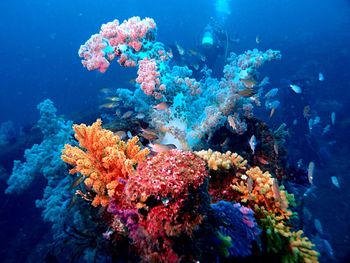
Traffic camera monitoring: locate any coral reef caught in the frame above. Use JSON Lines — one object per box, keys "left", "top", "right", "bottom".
{"left": 61, "top": 119, "right": 150, "bottom": 207}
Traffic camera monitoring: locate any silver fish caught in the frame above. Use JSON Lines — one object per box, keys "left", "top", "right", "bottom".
{"left": 264, "top": 88, "right": 278, "bottom": 99}
{"left": 331, "top": 112, "right": 336, "bottom": 125}
{"left": 308, "top": 161, "right": 315, "bottom": 185}
{"left": 290, "top": 84, "right": 302, "bottom": 94}
{"left": 249, "top": 135, "right": 257, "bottom": 154}
{"left": 331, "top": 176, "right": 340, "bottom": 188}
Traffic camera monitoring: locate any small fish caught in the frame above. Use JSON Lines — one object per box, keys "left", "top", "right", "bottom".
{"left": 322, "top": 124, "right": 331, "bottom": 135}
{"left": 238, "top": 87, "right": 256, "bottom": 97}
{"left": 247, "top": 177, "right": 253, "bottom": 198}
{"left": 121, "top": 111, "right": 133, "bottom": 119}
{"left": 99, "top": 102, "right": 118, "bottom": 109}
{"left": 272, "top": 178, "right": 281, "bottom": 201}
{"left": 240, "top": 78, "right": 257, "bottom": 88}
{"left": 220, "top": 137, "right": 230, "bottom": 147}
{"left": 126, "top": 131, "right": 132, "bottom": 139}
{"left": 265, "top": 100, "right": 280, "bottom": 110}
{"left": 273, "top": 143, "right": 279, "bottom": 155}
{"left": 249, "top": 135, "right": 257, "bottom": 155}
{"left": 258, "top": 76, "right": 270, "bottom": 87}
{"left": 289, "top": 84, "right": 302, "bottom": 94}
{"left": 257, "top": 156, "right": 269, "bottom": 165}
{"left": 67, "top": 195, "right": 78, "bottom": 210}
{"left": 314, "top": 218, "right": 324, "bottom": 236}
{"left": 255, "top": 35, "right": 261, "bottom": 44}
{"left": 149, "top": 143, "right": 177, "bottom": 153}
{"left": 99, "top": 87, "right": 112, "bottom": 94}
{"left": 308, "top": 161, "right": 315, "bottom": 185}
{"left": 135, "top": 113, "right": 145, "bottom": 119}
{"left": 70, "top": 174, "right": 85, "bottom": 189}
{"left": 318, "top": 72, "right": 324, "bottom": 82}
{"left": 153, "top": 102, "right": 169, "bottom": 110}
{"left": 303, "top": 105, "right": 311, "bottom": 118}
{"left": 115, "top": 130, "right": 127, "bottom": 139}
{"left": 270, "top": 108, "right": 276, "bottom": 118}
{"left": 227, "top": 115, "right": 237, "bottom": 131}
{"left": 331, "top": 176, "right": 340, "bottom": 188}
{"left": 293, "top": 119, "right": 298, "bottom": 125}
{"left": 331, "top": 112, "right": 336, "bottom": 125}
{"left": 187, "top": 49, "right": 198, "bottom": 56}
{"left": 139, "top": 128, "right": 159, "bottom": 141}
{"left": 105, "top": 96, "right": 121, "bottom": 102}
{"left": 264, "top": 88, "right": 278, "bottom": 99}
{"left": 175, "top": 42, "right": 185, "bottom": 56}
{"left": 297, "top": 159, "right": 303, "bottom": 169}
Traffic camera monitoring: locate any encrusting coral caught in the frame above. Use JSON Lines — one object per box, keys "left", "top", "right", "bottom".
{"left": 61, "top": 119, "right": 149, "bottom": 207}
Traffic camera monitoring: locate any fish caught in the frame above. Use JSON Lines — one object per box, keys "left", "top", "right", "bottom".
{"left": 293, "top": 119, "right": 298, "bottom": 125}
{"left": 227, "top": 115, "right": 237, "bottom": 130}
{"left": 257, "top": 156, "right": 269, "bottom": 165}
{"left": 105, "top": 96, "right": 121, "bottom": 102}
{"left": 249, "top": 135, "right": 257, "bottom": 154}
{"left": 175, "top": 42, "right": 185, "bottom": 56}
{"left": 135, "top": 113, "right": 146, "bottom": 119}
{"left": 331, "top": 112, "right": 336, "bottom": 125}
{"left": 303, "top": 105, "right": 311, "bottom": 118}
{"left": 273, "top": 143, "right": 279, "bottom": 155}
{"left": 115, "top": 130, "right": 127, "bottom": 139}
{"left": 240, "top": 78, "right": 257, "bottom": 88}
{"left": 247, "top": 176, "right": 253, "bottom": 198}
{"left": 331, "top": 176, "right": 340, "bottom": 188}
{"left": 139, "top": 128, "right": 159, "bottom": 141}
{"left": 270, "top": 108, "right": 276, "bottom": 118}
{"left": 308, "top": 161, "right": 315, "bottom": 185}
{"left": 255, "top": 35, "right": 261, "bottom": 44}
{"left": 258, "top": 76, "right": 270, "bottom": 87}
{"left": 314, "top": 218, "right": 324, "bottom": 236}
{"left": 272, "top": 178, "right": 281, "bottom": 201}
{"left": 99, "top": 102, "right": 118, "bottom": 109}
{"left": 265, "top": 100, "right": 280, "bottom": 110}
{"left": 127, "top": 131, "right": 132, "bottom": 139}
{"left": 149, "top": 143, "right": 177, "bottom": 153}
{"left": 264, "top": 88, "right": 278, "bottom": 99}
{"left": 318, "top": 72, "right": 324, "bottom": 81}
{"left": 187, "top": 49, "right": 198, "bottom": 56}
{"left": 70, "top": 174, "right": 86, "bottom": 189}
{"left": 289, "top": 84, "right": 302, "bottom": 94}
{"left": 322, "top": 125, "right": 331, "bottom": 135}
{"left": 153, "top": 102, "right": 169, "bottom": 110}
{"left": 121, "top": 111, "right": 133, "bottom": 119}
{"left": 99, "top": 87, "right": 113, "bottom": 94}
{"left": 238, "top": 87, "right": 256, "bottom": 97}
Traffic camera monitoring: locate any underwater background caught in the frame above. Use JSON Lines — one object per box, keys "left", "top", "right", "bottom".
{"left": 0, "top": 0, "right": 350, "bottom": 262}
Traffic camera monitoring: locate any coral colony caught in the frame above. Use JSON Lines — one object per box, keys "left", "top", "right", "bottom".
{"left": 6, "top": 17, "right": 319, "bottom": 262}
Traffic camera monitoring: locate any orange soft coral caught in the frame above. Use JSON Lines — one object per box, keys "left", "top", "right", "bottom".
{"left": 61, "top": 119, "right": 149, "bottom": 207}
{"left": 231, "top": 166, "right": 293, "bottom": 221}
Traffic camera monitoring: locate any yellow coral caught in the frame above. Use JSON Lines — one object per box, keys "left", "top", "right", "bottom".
{"left": 195, "top": 149, "right": 247, "bottom": 171}
{"left": 231, "top": 166, "right": 293, "bottom": 221}
{"left": 62, "top": 119, "right": 149, "bottom": 207}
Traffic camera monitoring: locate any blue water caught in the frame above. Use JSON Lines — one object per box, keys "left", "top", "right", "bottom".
{"left": 0, "top": 0, "right": 350, "bottom": 262}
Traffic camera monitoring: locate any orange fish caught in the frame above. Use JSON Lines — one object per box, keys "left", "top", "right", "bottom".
{"left": 238, "top": 87, "right": 256, "bottom": 97}
{"left": 153, "top": 102, "right": 169, "bottom": 110}
{"left": 257, "top": 156, "right": 269, "bottom": 165}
